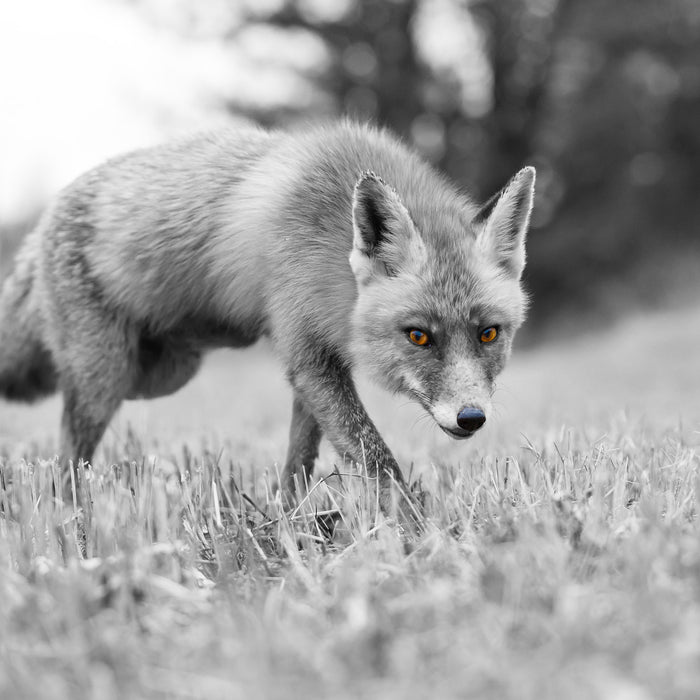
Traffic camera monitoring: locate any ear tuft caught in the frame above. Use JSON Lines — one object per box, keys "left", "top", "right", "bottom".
{"left": 474, "top": 166, "right": 535, "bottom": 279}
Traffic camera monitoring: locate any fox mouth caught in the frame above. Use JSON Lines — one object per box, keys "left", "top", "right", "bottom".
{"left": 407, "top": 390, "right": 480, "bottom": 441}
{"left": 439, "top": 425, "right": 475, "bottom": 440}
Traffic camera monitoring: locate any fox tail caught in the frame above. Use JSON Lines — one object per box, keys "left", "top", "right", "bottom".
{"left": 0, "top": 242, "right": 57, "bottom": 401}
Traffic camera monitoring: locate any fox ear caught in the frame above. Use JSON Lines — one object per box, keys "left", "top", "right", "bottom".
{"left": 473, "top": 166, "right": 535, "bottom": 279}
{"left": 350, "top": 171, "right": 424, "bottom": 283}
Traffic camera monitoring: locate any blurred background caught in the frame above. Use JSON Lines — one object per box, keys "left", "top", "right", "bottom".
{"left": 1, "top": 0, "right": 699, "bottom": 463}
{"left": 2, "top": 0, "right": 699, "bottom": 333}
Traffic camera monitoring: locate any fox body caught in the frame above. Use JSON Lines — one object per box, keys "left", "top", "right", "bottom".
{"left": 0, "top": 121, "right": 535, "bottom": 509}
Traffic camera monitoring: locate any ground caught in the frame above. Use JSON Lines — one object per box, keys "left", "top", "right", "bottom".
{"left": 0, "top": 304, "right": 698, "bottom": 700}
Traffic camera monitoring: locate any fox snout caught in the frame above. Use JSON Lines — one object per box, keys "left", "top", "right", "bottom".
{"left": 433, "top": 404, "right": 487, "bottom": 440}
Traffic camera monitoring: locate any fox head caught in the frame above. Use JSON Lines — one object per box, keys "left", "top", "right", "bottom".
{"left": 349, "top": 167, "right": 535, "bottom": 439}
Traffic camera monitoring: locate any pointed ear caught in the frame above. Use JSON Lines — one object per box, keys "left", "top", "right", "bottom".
{"left": 350, "top": 171, "right": 424, "bottom": 283}
{"left": 473, "top": 166, "right": 535, "bottom": 279}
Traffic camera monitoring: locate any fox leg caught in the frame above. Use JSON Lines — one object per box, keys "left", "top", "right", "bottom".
{"left": 287, "top": 352, "right": 407, "bottom": 516}
{"left": 46, "top": 305, "right": 136, "bottom": 501}
{"left": 280, "top": 392, "right": 323, "bottom": 498}
{"left": 59, "top": 381, "right": 124, "bottom": 494}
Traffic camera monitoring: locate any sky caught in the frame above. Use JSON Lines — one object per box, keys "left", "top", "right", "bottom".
{"left": 0, "top": 0, "right": 277, "bottom": 226}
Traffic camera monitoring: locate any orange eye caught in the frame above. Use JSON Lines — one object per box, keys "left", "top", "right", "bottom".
{"left": 480, "top": 327, "right": 498, "bottom": 343}
{"left": 408, "top": 329, "right": 430, "bottom": 346}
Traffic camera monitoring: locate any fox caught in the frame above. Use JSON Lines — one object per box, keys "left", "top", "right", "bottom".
{"left": 0, "top": 121, "right": 534, "bottom": 515}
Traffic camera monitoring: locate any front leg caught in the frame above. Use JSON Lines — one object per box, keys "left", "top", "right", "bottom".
{"left": 287, "top": 351, "right": 408, "bottom": 517}
{"left": 280, "top": 391, "right": 323, "bottom": 499}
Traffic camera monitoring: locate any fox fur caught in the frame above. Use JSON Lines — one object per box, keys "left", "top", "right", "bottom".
{"left": 0, "top": 121, "right": 535, "bottom": 512}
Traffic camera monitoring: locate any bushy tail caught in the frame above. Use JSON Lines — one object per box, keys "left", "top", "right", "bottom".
{"left": 0, "top": 239, "right": 57, "bottom": 401}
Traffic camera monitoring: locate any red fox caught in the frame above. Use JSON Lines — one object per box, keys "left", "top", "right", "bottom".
{"left": 0, "top": 121, "right": 534, "bottom": 513}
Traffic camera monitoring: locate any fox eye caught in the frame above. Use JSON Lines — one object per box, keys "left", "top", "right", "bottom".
{"left": 480, "top": 326, "right": 498, "bottom": 343}
{"left": 408, "top": 329, "right": 431, "bottom": 347}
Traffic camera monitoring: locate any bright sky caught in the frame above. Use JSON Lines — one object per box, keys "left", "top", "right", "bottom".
{"left": 0, "top": 0, "right": 243, "bottom": 225}
{"left": 0, "top": 0, "right": 318, "bottom": 226}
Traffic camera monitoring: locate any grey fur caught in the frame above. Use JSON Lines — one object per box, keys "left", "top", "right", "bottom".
{"left": 0, "top": 121, "right": 535, "bottom": 514}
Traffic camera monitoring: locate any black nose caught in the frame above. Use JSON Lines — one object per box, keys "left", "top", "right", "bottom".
{"left": 457, "top": 407, "right": 486, "bottom": 432}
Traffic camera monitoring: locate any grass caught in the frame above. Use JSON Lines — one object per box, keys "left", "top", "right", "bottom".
{"left": 1, "top": 305, "right": 699, "bottom": 700}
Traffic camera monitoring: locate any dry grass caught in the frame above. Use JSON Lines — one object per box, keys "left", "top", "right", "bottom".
{"left": 1, "top": 305, "right": 699, "bottom": 700}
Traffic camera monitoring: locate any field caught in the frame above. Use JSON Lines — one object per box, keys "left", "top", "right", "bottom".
{"left": 1, "top": 304, "right": 699, "bottom": 700}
